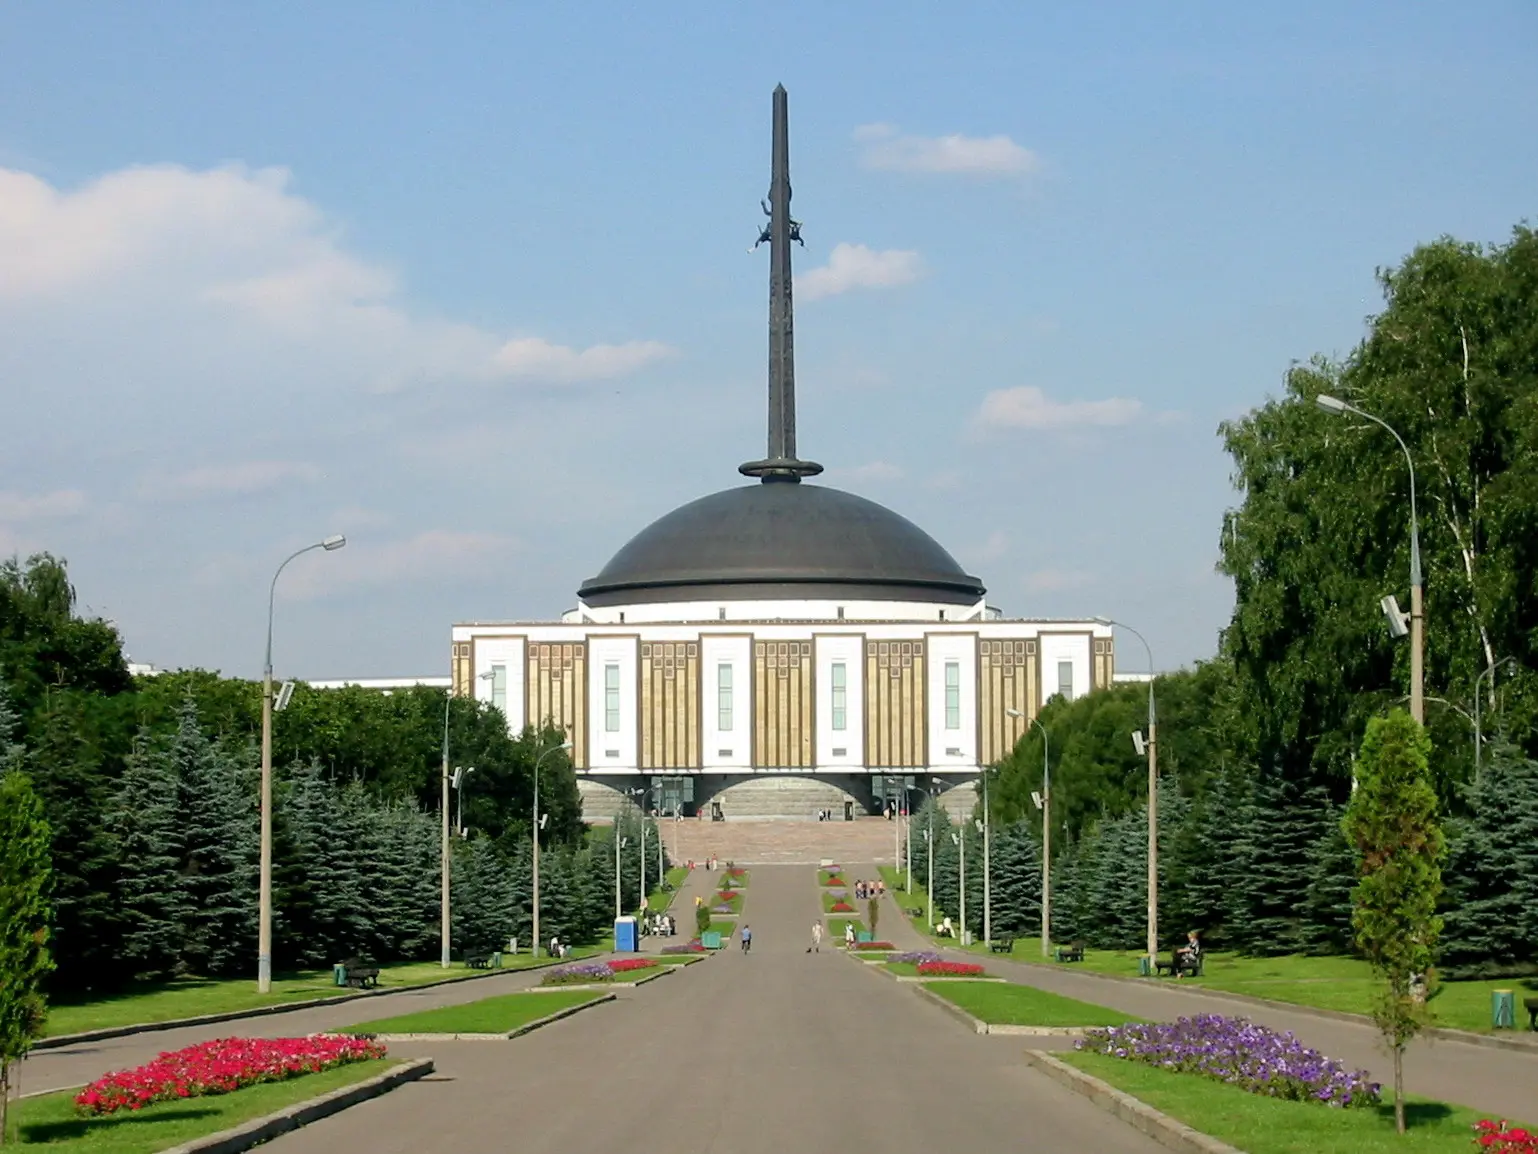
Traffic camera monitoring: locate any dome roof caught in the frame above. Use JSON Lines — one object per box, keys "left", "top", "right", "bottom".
{"left": 578, "top": 483, "right": 985, "bottom": 608}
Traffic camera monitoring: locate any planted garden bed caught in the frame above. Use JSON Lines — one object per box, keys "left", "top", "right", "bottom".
{"left": 541, "top": 959, "right": 661, "bottom": 986}
{"left": 819, "top": 868, "right": 845, "bottom": 887}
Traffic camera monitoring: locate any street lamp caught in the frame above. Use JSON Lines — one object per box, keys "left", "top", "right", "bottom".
{"left": 1093, "top": 617, "right": 1157, "bottom": 965}
{"left": 1009, "top": 707, "right": 1052, "bottom": 956}
{"left": 978, "top": 773, "right": 992, "bottom": 948}
{"left": 532, "top": 739, "right": 571, "bottom": 958}
{"left": 258, "top": 533, "right": 345, "bottom": 993}
{"left": 614, "top": 834, "right": 629, "bottom": 920}
{"left": 441, "top": 671, "right": 493, "bottom": 968}
{"left": 627, "top": 786, "right": 648, "bottom": 916}
{"left": 952, "top": 829, "right": 967, "bottom": 946}
{"left": 1474, "top": 657, "right": 1519, "bottom": 781}
{"left": 1316, "top": 394, "right": 1424, "bottom": 725}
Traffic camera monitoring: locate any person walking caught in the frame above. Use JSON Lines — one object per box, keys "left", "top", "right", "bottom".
{"left": 844, "top": 922, "right": 855, "bottom": 949}
{"left": 741, "top": 924, "right": 753, "bottom": 953}
{"left": 809, "top": 921, "right": 822, "bottom": 953}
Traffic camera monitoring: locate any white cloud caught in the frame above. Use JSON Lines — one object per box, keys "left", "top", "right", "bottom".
{"left": 285, "top": 529, "right": 518, "bottom": 597}
{"left": 0, "top": 489, "right": 87, "bottom": 520}
{"left": 1023, "top": 568, "right": 1096, "bottom": 594}
{"left": 855, "top": 124, "right": 1037, "bottom": 177}
{"left": 491, "top": 336, "right": 674, "bottom": 382}
{"left": 140, "top": 460, "right": 322, "bottom": 501}
{"left": 976, "top": 386, "right": 1144, "bottom": 432}
{"left": 800, "top": 243, "right": 924, "bottom": 301}
{"left": 0, "top": 163, "right": 671, "bottom": 387}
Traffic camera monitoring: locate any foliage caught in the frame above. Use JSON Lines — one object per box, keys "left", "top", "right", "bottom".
{"left": 1075, "top": 1015, "right": 1380, "bottom": 1108}
{"left": 988, "top": 819, "right": 1041, "bottom": 937}
{"left": 110, "top": 732, "right": 188, "bottom": 980}
{"left": 0, "top": 768, "right": 53, "bottom": 1144}
{"left": 1343, "top": 710, "right": 1444, "bottom": 1134}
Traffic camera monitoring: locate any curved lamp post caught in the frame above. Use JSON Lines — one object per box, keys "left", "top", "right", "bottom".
{"left": 259, "top": 534, "right": 345, "bottom": 993}
{"left": 1474, "top": 657, "right": 1518, "bottom": 782}
{"left": 1093, "top": 617, "right": 1157, "bottom": 965}
{"left": 1008, "top": 707, "right": 1051, "bottom": 956}
{"left": 1317, "top": 394, "right": 1424, "bottom": 725}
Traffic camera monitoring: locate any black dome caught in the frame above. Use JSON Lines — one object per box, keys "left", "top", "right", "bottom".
{"left": 578, "top": 483, "right": 985, "bottom": 608}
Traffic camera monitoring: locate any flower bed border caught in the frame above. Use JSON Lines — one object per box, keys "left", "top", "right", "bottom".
{"left": 156, "top": 1057, "right": 434, "bottom": 1154}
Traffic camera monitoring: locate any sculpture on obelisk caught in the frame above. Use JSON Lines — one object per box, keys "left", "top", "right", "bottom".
{"left": 740, "top": 84, "right": 823, "bottom": 483}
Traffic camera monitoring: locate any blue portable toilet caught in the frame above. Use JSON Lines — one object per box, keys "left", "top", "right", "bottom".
{"left": 614, "top": 915, "right": 638, "bottom": 952}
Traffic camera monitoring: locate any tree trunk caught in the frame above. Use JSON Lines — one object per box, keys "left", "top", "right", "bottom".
{"left": 1394, "top": 1045, "right": 1405, "bottom": 1134}
{"left": 0, "top": 1059, "right": 10, "bottom": 1147}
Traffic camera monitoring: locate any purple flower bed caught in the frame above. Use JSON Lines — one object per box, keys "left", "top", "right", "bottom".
{"left": 1075, "top": 1015, "right": 1381, "bottom": 1108}
{"left": 541, "top": 961, "right": 614, "bottom": 985}
{"left": 889, "top": 951, "right": 943, "bottom": 966}
{"left": 712, "top": 905, "right": 733, "bottom": 913}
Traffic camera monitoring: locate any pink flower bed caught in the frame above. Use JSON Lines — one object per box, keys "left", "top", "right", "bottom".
{"left": 917, "top": 960, "right": 985, "bottom": 977}
{"left": 830, "top": 901, "right": 855, "bottom": 913}
{"left": 718, "top": 890, "right": 740, "bottom": 901}
{"left": 607, "top": 958, "right": 659, "bottom": 973}
{"left": 1478, "top": 1120, "right": 1538, "bottom": 1153}
{"left": 75, "top": 1035, "right": 385, "bottom": 1116}
{"left": 853, "top": 941, "right": 896, "bottom": 950}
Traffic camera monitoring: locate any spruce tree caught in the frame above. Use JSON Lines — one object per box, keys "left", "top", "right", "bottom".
{"left": 1300, "top": 794, "right": 1356, "bottom": 955}
{"left": 989, "top": 820, "right": 1042, "bottom": 936}
{"left": 1172, "top": 763, "right": 1248, "bottom": 948}
{"left": 0, "top": 769, "right": 53, "bottom": 1144}
{"left": 1229, "top": 767, "right": 1327, "bottom": 955}
{"left": 111, "top": 731, "right": 187, "bottom": 979}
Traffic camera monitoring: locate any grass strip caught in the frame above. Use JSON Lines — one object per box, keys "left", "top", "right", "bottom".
{"left": 9, "top": 1059, "right": 393, "bottom": 1153}
{"left": 646, "top": 866, "right": 692, "bottom": 913}
{"left": 41, "top": 953, "right": 597, "bottom": 1039}
{"left": 825, "top": 918, "right": 865, "bottom": 940}
{"left": 925, "top": 981, "right": 1140, "bottom": 1027}
{"left": 347, "top": 989, "right": 605, "bottom": 1035}
{"left": 1061, "top": 1050, "right": 1521, "bottom": 1154}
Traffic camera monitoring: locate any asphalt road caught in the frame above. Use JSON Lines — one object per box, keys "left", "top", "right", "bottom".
{"left": 262, "top": 864, "right": 1164, "bottom": 1154}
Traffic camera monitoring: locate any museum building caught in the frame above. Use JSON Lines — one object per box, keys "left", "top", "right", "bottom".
{"left": 449, "top": 88, "right": 1114, "bottom": 819}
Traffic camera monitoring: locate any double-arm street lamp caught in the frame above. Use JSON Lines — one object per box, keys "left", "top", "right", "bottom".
{"left": 531, "top": 739, "right": 571, "bottom": 957}
{"left": 1007, "top": 708, "right": 1052, "bottom": 956}
{"left": 1093, "top": 618, "right": 1158, "bottom": 965}
{"left": 258, "top": 534, "right": 345, "bottom": 993}
{"left": 1316, "top": 394, "right": 1424, "bottom": 726}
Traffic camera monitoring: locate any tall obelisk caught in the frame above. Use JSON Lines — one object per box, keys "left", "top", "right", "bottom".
{"left": 740, "top": 84, "right": 822, "bottom": 483}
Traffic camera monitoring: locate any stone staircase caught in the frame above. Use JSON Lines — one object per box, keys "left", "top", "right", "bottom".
{"left": 657, "top": 816, "right": 907, "bottom": 866}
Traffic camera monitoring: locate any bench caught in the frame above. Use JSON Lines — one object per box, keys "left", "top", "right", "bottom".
{"left": 1054, "top": 943, "right": 1084, "bottom": 963}
{"left": 989, "top": 937, "right": 1015, "bottom": 954}
{"left": 464, "top": 950, "right": 495, "bottom": 970}
{"left": 1525, "top": 997, "right": 1538, "bottom": 1031}
{"left": 339, "top": 957, "right": 381, "bottom": 988}
{"left": 1154, "top": 952, "right": 1204, "bottom": 978}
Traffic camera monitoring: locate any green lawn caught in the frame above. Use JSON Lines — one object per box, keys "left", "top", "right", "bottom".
{"left": 878, "top": 867, "right": 937, "bottom": 925}
{"left": 925, "top": 981, "right": 1141, "bottom": 1027}
{"left": 822, "top": 891, "right": 858, "bottom": 914}
{"left": 8, "top": 1059, "right": 394, "bottom": 1152}
{"left": 1063, "top": 1050, "right": 1522, "bottom": 1154}
{"left": 348, "top": 989, "right": 606, "bottom": 1035}
{"left": 704, "top": 919, "right": 736, "bottom": 938}
{"left": 964, "top": 940, "right": 1538, "bottom": 1035}
{"left": 722, "top": 869, "right": 750, "bottom": 887}
{"left": 646, "top": 866, "right": 692, "bottom": 913}
{"left": 711, "top": 893, "right": 744, "bottom": 914}
{"left": 819, "top": 869, "right": 847, "bottom": 886}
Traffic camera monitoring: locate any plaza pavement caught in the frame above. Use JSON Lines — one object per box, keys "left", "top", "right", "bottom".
{"left": 871, "top": 870, "right": 1538, "bottom": 1122}
{"left": 261, "top": 864, "right": 1165, "bottom": 1154}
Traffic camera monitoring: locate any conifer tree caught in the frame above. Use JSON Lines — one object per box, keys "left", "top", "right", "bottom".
{"left": 1229, "top": 768, "right": 1328, "bottom": 955}
{"left": 989, "top": 820, "right": 1042, "bottom": 936}
{"left": 0, "top": 769, "right": 53, "bottom": 1144}
{"left": 1300, "top": 796, "right": 1356, "bottom": 955}
{"left": 1171, "top": 763, "right": 1248, "bottom": 948}
{"left": 111, "top": 731, "right": 187, "bottom": 979}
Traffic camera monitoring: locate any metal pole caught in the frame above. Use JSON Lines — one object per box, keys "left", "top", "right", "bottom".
{"left": 982, "top": 772, "right": 992, "bottom": 947}
{"left": 441, "top": 699, "right": 452, "bottom": 967}
{"left": 1099, "top": 619, "right": 1157, "bottom": 963}
{"left": 259, "top": 539, "right": 337, "bottom": 993}
{"left": 926, "top": 825, "right": 934, "bottom": 931}
{"left": 958, "top": 831, "right": 967, "bottom": 946}
{"left": 532, "top": 764, "right": 541, "bottom": 957}
{"left": 614, "top": 830, "right": 623, "bottom": 921}
{"left": 1037, "top": 720, "right": 1051, "bottom": 956}
{"left": 904, "top": 793, "right": 912, "bottom": 890}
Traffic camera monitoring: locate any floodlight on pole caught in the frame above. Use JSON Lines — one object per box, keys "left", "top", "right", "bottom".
{"left": 1092, "top": 617, "right": 1158, "bottom": 966}
{"left": 258, "top": 533, "right": 346, "bottom": 993}
{"left": 1316, "top": 394, "right": 1424, "bottom": 726}
{"left": 532, "top": 739, "right": 572, "bottom": 958}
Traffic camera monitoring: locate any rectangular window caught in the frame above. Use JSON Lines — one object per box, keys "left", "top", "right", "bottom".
{"left": 1058, "top": 660, "right": 1074, "bottom": 701}
{"left": 945, "top": 661, "right": 961, "bottom": 730}
{"left": 604, "top": 663, "right": 621, "bottom": 732}
{"left": 831, "top": 663, "right": 847, "bottom": 731}
{"left": 491, "top": 664, "right": 507, "bottom": 714}
{"left": 717, "top": 664, "right": 733, "bottom": 731}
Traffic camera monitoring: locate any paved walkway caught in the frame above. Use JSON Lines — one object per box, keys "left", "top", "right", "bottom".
{"left": 263, "top": 865, "right": 1163, "bottom": 1154}
{"left": 869, "top": 877, "right": 1538, "bottom": 1122}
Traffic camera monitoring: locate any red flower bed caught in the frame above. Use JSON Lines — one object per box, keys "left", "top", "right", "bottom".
{"left": 75, "top": 1035, "right": 385, "bottom": 1116}
{"left": 729, "top": 867, "right": 747, "bottom": 878}
{"left": 853, "top": 941, "right": 896, "bottom": 950}
{"left": 830, "top": 901, "right": 855, "bottom": 912}
{"left": 1477, "top": 1120, "right": 1538, "bottom": 1153}
{"left": 823, "top": 876, "right": 845, "bottom": 887}
{"left": 607, "top": 958, "right": 659, "bottom": 973}
{"left": 916, "top": 960, "right": 986, "bottom": 977}
{"left": 718, "top": 890, "right": 740, "bottom": 901}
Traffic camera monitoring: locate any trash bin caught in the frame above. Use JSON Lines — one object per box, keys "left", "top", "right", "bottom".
{"left": 614, "top": 916, "right": 638, "bottom": 953}
{"left": 1139, "top": 956, "right": 1152, "bottom": 977}
{"left": 333, "top": 963, "right": 347, "bottom": 987}
{"left": 701, "top": 930, "right": 722, "bottom": 950}
{"left": 491, "top": 951, "right": 503, "bottom": 969}
{"left": 1492, "top": 989, "right": 1516, "bottom": 1029}
{"left": 508, "top": 937, "right": 518, "bottom": 955}
{"left": 961, "top": 930, "right": 972, "bottom": 946}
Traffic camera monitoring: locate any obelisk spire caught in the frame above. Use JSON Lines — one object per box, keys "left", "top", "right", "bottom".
{"left": 741, "top": 84, "right": 822, "bottom": 483}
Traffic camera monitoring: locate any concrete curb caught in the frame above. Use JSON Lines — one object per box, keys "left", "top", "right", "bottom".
{"left": 907, "top": 984, "right": 1093, "bottom": 1036}
{"left": 158, "top": 1057, "right": 434, "bottom": 1154}
{"left": 1020, "top": 1051, "right": 1241, "bottom": 1154}
{"left": 368, "top": 991, "right": 618, "bottom": 1041}
{"left": 965, "top": 954, "right": 1538, "bottom": 1056}
{"left": 34, "top": 958, "right": 585, "bottom": 1051}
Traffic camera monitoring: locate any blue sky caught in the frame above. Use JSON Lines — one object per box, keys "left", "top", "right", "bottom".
{"left": 2, "top": 2, "right": 1535, "bottom": 679}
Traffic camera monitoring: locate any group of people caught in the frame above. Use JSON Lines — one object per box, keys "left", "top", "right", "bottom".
{"left": 852, "top": 878, "right": 885, "bottom": 900}
{"left": 642, "top": 913, "right": 677, "bottom": 937}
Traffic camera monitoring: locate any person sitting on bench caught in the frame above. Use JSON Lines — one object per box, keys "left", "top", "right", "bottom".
{"left": 1175, "top": 930, "right": 1202, "bottom": 977}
